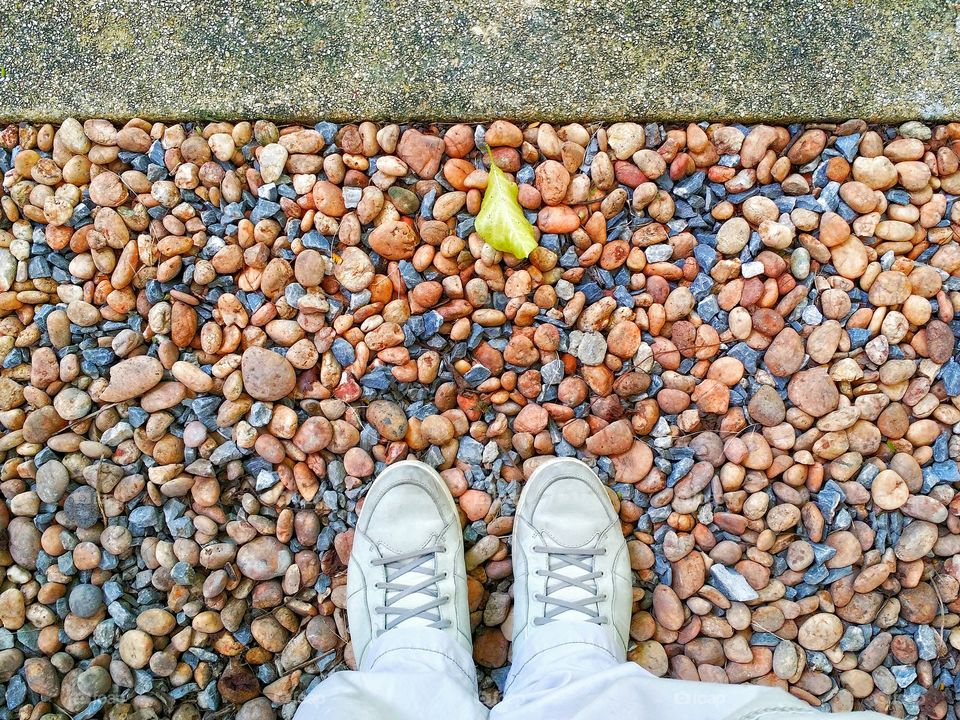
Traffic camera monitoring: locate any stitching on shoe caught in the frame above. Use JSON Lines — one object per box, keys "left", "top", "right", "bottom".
{"left": 541, "top": 527, "right": 602, "bottom": 547}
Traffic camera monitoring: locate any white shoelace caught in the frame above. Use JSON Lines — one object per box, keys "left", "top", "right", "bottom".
{"left": 372, "top": 545, "right": 451, "bottom": 633}
{"left": 533, "top": 544, "right": 608, "bottom": 625}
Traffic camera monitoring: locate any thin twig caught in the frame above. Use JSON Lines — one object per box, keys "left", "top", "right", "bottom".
{"left": 93, "top": 462, "right": 108, "bottom": 525}
{"left": 931, "top": 570, "right": 948, "bottom": 642}
{"left": 751, "top": 619, "right": 787, "bottom": 642}
{"left": 202, "top": 706, "right": 237, "bottom": 720}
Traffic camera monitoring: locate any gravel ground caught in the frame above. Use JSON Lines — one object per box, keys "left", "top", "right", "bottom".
{"left": 0, "top": 118, "right": 959, "bottom": 719}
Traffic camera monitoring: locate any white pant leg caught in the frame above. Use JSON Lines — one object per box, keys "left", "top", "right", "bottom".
{"left": 293, "top": 627, "right": 488, "bottom": 720}
{"left": 490, "top": 621, "right": 889, "bottom": 720}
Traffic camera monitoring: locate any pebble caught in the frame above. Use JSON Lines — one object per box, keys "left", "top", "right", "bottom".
{"left": 0, "top": 118, "right": 956, "bottom": 717}
{"left": 799, "top": 613, "right": 844, "bottom": 651}
{"left": 68, "top": 584, "right": 104, "bottom": 618}
{"left": 717, "top": 218, "right": 750, "bottom": 254}
{"left": 35, "top": 460, "right": 69, "bottom": 504}
{"left": 366, "top": 400, "right": 408, "bottom": 441}
{"left": 236, "top": 537, "right": 294, "bottom": 580}
{"left": 242, "top": 346, "right": 297, "bottom": 401}
{"left": 99, "top": 356, "right": 164, "bottom": 402}
{"left": 709, "top": 565, "right": 759, "bottom": 602}
{"left": 259, "top": 143, "right": 289, "bottom": 184}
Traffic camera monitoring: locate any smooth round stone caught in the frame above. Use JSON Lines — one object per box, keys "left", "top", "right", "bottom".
{"left": 292, "top": 416, "right": 333, "bottom": 453}
{"left": 241, "top": 346, "right": 297, "bottom": 402}
{"left": 868, "top": 271, "right": 911, "bottom": 306}
{"left": 23, "top": 657, "right": 60, "bottom": 697}
{"left": 0, "top": 588, "right": 24, "bottom": 630}
{"left": 118, "top": 630, "right": 153, "bottom": 669}
{"left": 871, "top": 469, "right": 909, "bottom": 510}
{"left": 840, "top": 669, "right": 874, "bottom": 699}
{"left": 831, "top": 237, "right": 868, "bottom": 279}
{"left": 607, "top": 123, "right": 645, "bottom": 159}
{"left": 237, "top": 697, "right": 278, "bottom": 720}
{"left": 36, "top": 460, "right": 69, "bottom": 504}
{"left": 68, "top": 584, "right": 104, "bottom": 618}
{"left": 22, "top": 405, "right": 67, "bottom": 444}
{"left": 628, "top": 640, "right": 668, "bottom": 677}
{"left": 137, "top": 608, "right": 176, "bottom": 635}
{"left": 925, "top": 320, "right": 955, "bottom": 363}
{"left": 716, "top": 217, "right": 750, "bottom": 254}
{"left": 259, "top": 143, "right": 288, "bottom": 184}
{"left": 334, "top": 247, "right": 374, "bottom": 291}
{"left": 305, "top": 615, "right": 340, "bottom": 653}
{"left": 895, "top": 520, "right": 939, "bottom": 562}
{"left": 460, "top": 489, "right": 493, "bottom": 522}
{"left": 773, "top": 640, "right": 803, "bottom": 680}
{"left": 798, "top": 613, "right": 843, "bottom": 651}
{"left": 88, "top": 171, "right": 128, "bottom": 206}
{"left": 366, "top": 400, "right": 409, "bottom": 440}
{"left": 0, "top": 648, "right": 23, "bottom": 683}
{"left": 53, "top": 387, "right": 92, "bottom": 421}
{"left": 343, "top": 447, "right": 374, "bottom": 477}
{"left": 76, "top": 665, "right": 112, "bottom": 697}
{"left": 236, "top": 537, "right": 293, "bottom": 580}
{"left": 8, "top": 517, "right": 41, "bottom": 570}
{"left": 787, "top": 369, "right": 839, "bottom": 417}
{"left": 765, "top": 328, "right": 805, "bottom": 377}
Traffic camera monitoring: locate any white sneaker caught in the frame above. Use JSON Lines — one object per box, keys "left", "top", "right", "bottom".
{"left": 347, "top": 460, "right": 471, "bottom": 665}
{"left": 511, "top": 457, "right": 632, "bottom": 658}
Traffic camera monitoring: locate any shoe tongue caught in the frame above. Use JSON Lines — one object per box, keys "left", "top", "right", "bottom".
{"left": 536, "top": 483, "right": 602, "bottom": 546}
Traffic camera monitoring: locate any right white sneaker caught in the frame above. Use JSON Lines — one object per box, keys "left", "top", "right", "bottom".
{"left": 511, "top": 457, "right": 633, "bottom": 658}
{"left": 346, "top": 460, "right": 472, "bottom": 666}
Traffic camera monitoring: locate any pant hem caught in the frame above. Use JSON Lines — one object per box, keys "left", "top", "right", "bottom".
{"left": 505, "top": 621, "right": 625, "bottom": 692}
{"left": 360, "top": 627, "right": 479, "bottom": 686}
{"left": 366, "top": 643, "right": 479, "bottom": 686}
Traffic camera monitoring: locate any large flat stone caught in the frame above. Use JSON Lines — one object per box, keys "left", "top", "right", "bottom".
{"left": 2, "top": 0, "right": 959, "bottom": 122}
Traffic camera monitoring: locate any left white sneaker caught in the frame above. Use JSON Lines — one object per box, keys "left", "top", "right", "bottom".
{"left": 346, "top": 460, "right": 472, "bottom": 666}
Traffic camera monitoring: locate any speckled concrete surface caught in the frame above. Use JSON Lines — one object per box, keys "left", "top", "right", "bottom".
{"left": 1, "top": 1, "right": 959, "bottom": 122}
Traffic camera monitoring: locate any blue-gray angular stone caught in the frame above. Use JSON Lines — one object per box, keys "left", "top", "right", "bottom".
{"left": 708, "top": 565, "right": 759, "bottom": 601}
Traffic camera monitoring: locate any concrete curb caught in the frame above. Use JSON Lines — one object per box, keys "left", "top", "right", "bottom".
{"left": 2, "top": 0, "right": 960, "bottom": 122}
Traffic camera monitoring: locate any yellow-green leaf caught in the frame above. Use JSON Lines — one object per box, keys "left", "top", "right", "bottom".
{"left": 475, "top": 153, "right": 537, "bottom": 260}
